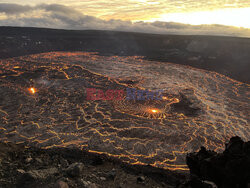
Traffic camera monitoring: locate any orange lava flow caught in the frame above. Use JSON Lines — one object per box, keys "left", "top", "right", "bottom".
{"left": 0, "top": 52, "right": 249, "bottom": 172}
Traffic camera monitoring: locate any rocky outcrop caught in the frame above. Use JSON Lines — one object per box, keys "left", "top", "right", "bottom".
{"left": 186, "top": 136, "right": 250, "bottom": 188}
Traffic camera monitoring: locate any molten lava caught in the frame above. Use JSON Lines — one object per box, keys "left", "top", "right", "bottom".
{"left": 29, "top": 87, "right": 36, "bottom": 94}
{"left": 151, "top": 109, "right": 158, "bottom": 113}
{"left": 0, "top": 52, "right": 249, "bottom": 172}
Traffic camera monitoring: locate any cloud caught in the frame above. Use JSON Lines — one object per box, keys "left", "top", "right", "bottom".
{"left": 0, "top": 3, "right": 250, "bottom": 38}
{"left": 0, "top": 3, "right": 32, "bottom": 14}
{"left": 1, "top": 0, "right": 250, "bottom": 21}
{"left": 37, "top": 4, "right": 81, "bottom": 15}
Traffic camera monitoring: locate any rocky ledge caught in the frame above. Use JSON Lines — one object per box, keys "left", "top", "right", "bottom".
{"left": 0, "top": 136, "right": 249, "bottom": 188}
{"left": 0, "top": 142, "right": 185, "bottom": 188}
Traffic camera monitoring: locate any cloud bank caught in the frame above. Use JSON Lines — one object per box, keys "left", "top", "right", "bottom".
{"left": 0, "top": 3, "right": 250, "bottom": 38}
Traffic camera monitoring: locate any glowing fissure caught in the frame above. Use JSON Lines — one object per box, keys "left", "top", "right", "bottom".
{"left": 0, "top": 52, "right": 249, "bottom": 171}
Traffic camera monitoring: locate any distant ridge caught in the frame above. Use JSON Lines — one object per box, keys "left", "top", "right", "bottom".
{"left": 0, "top": 26, "right": 249, "bottom": 83}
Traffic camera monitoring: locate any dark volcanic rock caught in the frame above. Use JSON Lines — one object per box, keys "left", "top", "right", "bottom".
{"left": 171, "top": 88, "right": 204, "bottom": 117}
{"left": 106, "top": 169, "right": 116, "bottom": 180}
{"left": 54, "top": 180, "right": 69, "bottom": 188}
{"left": 186, "top": 136, "right": 250, "bottom": 188}
{"left": 25, "top": 167, "right": 59, "bottom": 180}
{"left": 177, "top": 175, "right": 217, "bottom": 188}
{"left": 137, "top": 176, "right": 146, "bottom": 183}
{"left": 65, "top": 162, "right": 84, "bottom": 177}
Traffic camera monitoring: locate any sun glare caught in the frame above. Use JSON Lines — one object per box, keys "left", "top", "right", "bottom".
{"left": 148, "top": 7, "right": 250, "bottom": 29}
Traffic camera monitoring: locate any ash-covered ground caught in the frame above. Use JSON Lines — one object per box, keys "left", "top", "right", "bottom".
{"left": 0, "top": 52, "right": 249, "bottom": 173}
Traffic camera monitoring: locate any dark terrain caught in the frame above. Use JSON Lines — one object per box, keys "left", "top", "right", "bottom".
{"left": 0, "top": 26, "right": 249, "bottom": 83}
{"left": 0, "top": 141, "right": 186, "bottom": 188}
{"left": 0, "top": 137, "right": 249, "bottom": 188}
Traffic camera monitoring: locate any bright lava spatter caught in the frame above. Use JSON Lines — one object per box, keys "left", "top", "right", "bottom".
{"left": 29, "top": 87, "right": 36, "bottom": 94}
{"left": 151, "top": 109, "right": 158, "bottom": 113}
{"left": 0, "top": 52, "right": 249, "bottom": 171}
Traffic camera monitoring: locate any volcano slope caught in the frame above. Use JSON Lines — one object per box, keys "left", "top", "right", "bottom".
{"left": 0, "top": 52, "right": 249, "bottom": 171}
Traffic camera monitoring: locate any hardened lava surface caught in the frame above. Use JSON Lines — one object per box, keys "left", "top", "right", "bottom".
{"left": 0, "top": 52, "right": 249, "bottom": 171}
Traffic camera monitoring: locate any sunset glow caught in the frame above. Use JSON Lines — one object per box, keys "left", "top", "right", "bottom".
{"left": 0, "top": 1, "right": 250, "bottom": 37}
{"left": 147, "top": 8, "right": 250, "bottom": 29}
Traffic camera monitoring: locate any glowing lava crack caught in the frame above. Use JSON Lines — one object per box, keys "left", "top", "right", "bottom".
{"left": 0, "top": 52, "right": 249, "bottom": 171}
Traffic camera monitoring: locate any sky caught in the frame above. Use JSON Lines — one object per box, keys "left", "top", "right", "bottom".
{"left": 0, "top": 0, "right": 250, "bottom": 37}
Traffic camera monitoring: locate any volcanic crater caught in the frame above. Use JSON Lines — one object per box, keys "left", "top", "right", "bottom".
{"left": 0, "top": 52, "right": 249, "bottom": 171}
